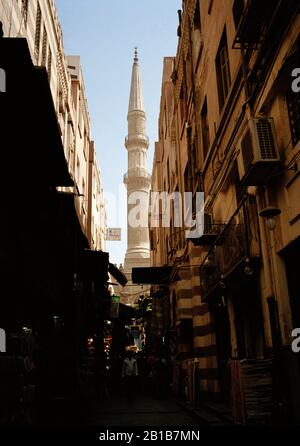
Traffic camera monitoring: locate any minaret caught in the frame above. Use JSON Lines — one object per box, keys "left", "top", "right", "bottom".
{"left": 122, "top": 48, "right": 151, "bottom": 306}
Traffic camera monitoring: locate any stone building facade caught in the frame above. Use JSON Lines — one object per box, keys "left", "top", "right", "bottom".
{"left": 151, "top": 0, "right": 300, "bottom": 424}
{"left": 0, "top": 0, "right": 108, "bottom": 400}
{"left": 0, "top": 0, "right": 106, "bottom": 248}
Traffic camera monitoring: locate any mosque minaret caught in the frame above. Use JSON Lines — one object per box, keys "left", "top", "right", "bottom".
{"left": 122, "top": 48, "right": 151, "bottom": 306}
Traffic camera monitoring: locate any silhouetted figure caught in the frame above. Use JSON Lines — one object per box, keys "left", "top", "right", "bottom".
{"left": 122, "top": 351, "right": 138, "bottom": 402}
{"left": 0, "top": 22, "right": 4, "bottom": 38}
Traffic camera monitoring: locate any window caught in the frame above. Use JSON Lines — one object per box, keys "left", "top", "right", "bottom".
{"left": 287, "top": 88, "right": 300, "bottom": 146}
{"left": 235, "top": 175, "right": 245, "bottom": 206}
{"left": 76, "top": 156, "right": 80, "bottom": 185}
{"left": 93, "top": 172, "right": 96, "bottom": 198}
{"left": 192, "top": 1, "right": 203, "bottom": 68}
{"left": 150, "top": 230, "right": 154, "bottom": 251}
{"left": 216, "top": 29, "right": 231, "bottom": 111}
{"left": 164, "top": 102, "right": 168, "bottom": 138}
{"left": 47, "top": 47, "right": 52, "bottom": 82}
{"left": 41, "top": 26, "right": 47, "bottom": 67}
{"left": 179, "top": 83, "right": 187, "bottom": 128}
{"left": 184, "top": 164, "right": 192, "bottom": 194}
{"left": 34, "top": 3, "right": 42, "bottom": 58}
{"left": 201, "top": 97, "right": 210, "bottom": 159}
{"left": 190, "top": 139, "right": 198, "bottom": 182}
{"left": 194, "top": 1, "right": 201, "bottom": 30}
{"left": 233, "top": 0, "right": 244, "bottom": 30}
{"left": 185, "top": 52, "right": 193, "bottom": 87}
{"left": 21, "top": 0, "right": 29, "bottom": 28}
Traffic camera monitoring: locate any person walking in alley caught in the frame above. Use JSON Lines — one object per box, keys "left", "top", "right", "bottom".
{"left": 122, "top": 350, "right": 138, "bottom": 402}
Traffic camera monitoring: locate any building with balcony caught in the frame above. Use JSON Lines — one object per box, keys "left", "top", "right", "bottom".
{"left": 150, "top": 0, "right": 300, "bottom": 424}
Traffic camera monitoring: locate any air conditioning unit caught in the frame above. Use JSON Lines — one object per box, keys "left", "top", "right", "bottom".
{"left": 237, "top": 117, "right": 281, "bottom": 186}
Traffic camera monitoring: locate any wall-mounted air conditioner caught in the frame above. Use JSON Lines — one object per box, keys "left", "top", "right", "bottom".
{"left": 237, "top": 117, "right": 281, "bottom": 186}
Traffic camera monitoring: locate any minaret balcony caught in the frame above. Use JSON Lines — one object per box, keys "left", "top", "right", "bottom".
{"left": 124, "top": 167, "right": 152, "bottom": 184}
{"left": 125, "top": 134, "right": 149, "bottom": 149}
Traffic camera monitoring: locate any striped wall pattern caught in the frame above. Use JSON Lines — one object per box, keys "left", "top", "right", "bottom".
{"left": 189, "top": 245, "right": 220, "bottom": 396}
{"left": 174, "top": 264, "right": 193, "bottom": 320}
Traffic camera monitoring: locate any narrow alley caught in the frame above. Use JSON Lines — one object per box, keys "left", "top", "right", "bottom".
{"left": 1, "top": 0, "right": 300, "bottom": 432}
{"left": 85, "top": 395, "right": 202, "bottom": 427}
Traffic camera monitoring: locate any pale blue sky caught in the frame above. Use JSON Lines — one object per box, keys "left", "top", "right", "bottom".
{"left": 55, "top": 0, "right": 181, "bottom": 264}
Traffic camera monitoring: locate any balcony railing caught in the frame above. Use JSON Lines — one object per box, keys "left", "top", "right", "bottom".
{"left": 124, "top": 168, "right": 152, "bottom": 183}
{"left": 218, "top": 207, "right": 248, "bottom": 277}
{"left": 200, "top": 204, "right": 254, "bottom": 299}
{"left": 125, "top": 134, "right": 149, "bottom": 147}
{"left": 232, "top": 0, "right": 275, "bottom": 49}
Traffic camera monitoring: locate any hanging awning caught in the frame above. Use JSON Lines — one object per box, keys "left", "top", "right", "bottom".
{"left": 108, "top": 263, "right": 128, "bottom": 287}
{"left": 80, "top": 250, "right": 109, "bottom": 281}
{"left": 132, "top": 266, "right": 173, "bottom": 284}
{"left": 0, "top": 37, "right": 73, "bottom": 187}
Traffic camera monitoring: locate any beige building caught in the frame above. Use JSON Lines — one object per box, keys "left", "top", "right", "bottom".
{"left": 0, "top": 0, "right": 106, "bottom": 250}
{"left": 66, "top": 55, "right": 91, "bottom": 233}
{"left": 0, "top": 0, "right": 67, "bottom": 115}
{"left": 87, "top": 141, "right": 107, "bottom": 251}
{"left": 151, "top": 0, "right": 300, "bottom": 424}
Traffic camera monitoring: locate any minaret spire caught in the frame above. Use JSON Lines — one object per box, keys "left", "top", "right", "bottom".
{"left": 128, "top": 47, "right": 144, "bottom": 112}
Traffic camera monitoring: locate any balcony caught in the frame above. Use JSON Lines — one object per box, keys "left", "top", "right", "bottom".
{"left": 200, "top": 203, "right": 259, "bottom": 300}
{"left": 190, "top": 212, "right": 224, "bottom": 246}
{"left": 124, "top": 168, "right": 152, "bottom": 183}
{"left": 125, "top": 134, "right": 149, "bottom": 148}
{"left": 232, "top": 0, "right": 275, "bottom": 49}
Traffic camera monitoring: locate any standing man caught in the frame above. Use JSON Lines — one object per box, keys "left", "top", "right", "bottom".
{"left": 122, "top": 350, "right": 138, "bottom": 402}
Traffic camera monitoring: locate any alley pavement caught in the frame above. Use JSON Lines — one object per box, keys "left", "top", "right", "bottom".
{"left": 86, "top": 394, "right": 204, "bottom": 427}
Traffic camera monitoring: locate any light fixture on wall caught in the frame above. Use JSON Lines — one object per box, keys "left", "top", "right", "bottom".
{"left": 203, "top": 252, "right": 216, "bottom": 269}
{"left": 219, "top": 274, "right": 226, "bottom": 289}
{"left": 259, "top": 206, "right": 281, "bottom": 231}
{"left": 244, "top": 257, "right": 254, "bottom": 276}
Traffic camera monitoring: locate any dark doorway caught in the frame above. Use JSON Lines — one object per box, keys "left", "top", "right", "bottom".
{"left": 283, "top": 237, "right": 300, "bottom": 329}
{"left": 279, "top": 238, "right": 300, "bottom": 424}
{"left": 211, "top": 300, "right": 232, "bottom": 404}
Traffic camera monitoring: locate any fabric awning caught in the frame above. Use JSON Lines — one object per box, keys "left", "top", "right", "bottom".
{"left": 0, "top": 38, "right": 73, "bottom": 187}
{"left": 131, "top": 266, "right": 173, "bottom": 284}
{"left": 108, "top": 263, "right": 128, "bottom": 287}
{"left": 80, "top": 250, "right": 109, "bottom": 281}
